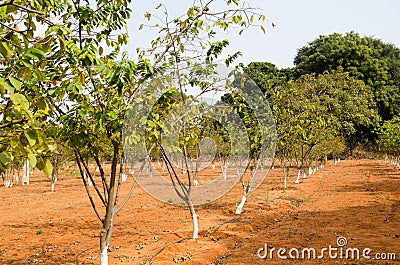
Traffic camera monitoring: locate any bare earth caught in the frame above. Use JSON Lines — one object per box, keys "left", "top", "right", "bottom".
{"left": 0, "top": 159, "right": 399, "bottom": 264}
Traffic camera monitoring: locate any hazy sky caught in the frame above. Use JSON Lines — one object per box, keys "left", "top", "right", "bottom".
{"left": 126, "top": 0, "right": 400, "bottom": 69}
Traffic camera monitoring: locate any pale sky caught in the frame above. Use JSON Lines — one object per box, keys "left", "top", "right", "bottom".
{"left": 126, "top": 0, "right": 400, "bottom": 69}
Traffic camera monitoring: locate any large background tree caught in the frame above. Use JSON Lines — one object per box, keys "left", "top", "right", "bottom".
{"left": 293, "top": 31, "right": 400, "bottom": 121}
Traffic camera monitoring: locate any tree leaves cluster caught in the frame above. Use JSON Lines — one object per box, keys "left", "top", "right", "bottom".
{"left": 244, "top": 32, "right": 400, "bottom": 161}
{"left": 294, "top": 31, "right": 400, "bottom": 122}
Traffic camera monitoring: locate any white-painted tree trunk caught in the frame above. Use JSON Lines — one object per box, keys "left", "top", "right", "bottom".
{"left": 22, "top": 160, "right": 30, "bottom": 185}
{"left": 100, "top": 243, "right": 109, "bottom": 265}
{"left": 51, "top": 169, "right": 58, "bottom": 192}
{"left": 236, "top": 166, "right": 241, "bottom": 178}
{"left": 188, "top": 202, "right": 198, "bottom": 239}
{"left": 235, "top": 195, "right": 247, "bottom": 215}
{"left": 3, "top": 172, "right": 12, "bottom": 187}
{"left": 294, "top": 170, "right": 301, "bottom": 184}
{"left": 192, "top": 213, "right": 198, "bottom": 239}
{"left": 13, "top": 174, "right": 19, "bottom": 185}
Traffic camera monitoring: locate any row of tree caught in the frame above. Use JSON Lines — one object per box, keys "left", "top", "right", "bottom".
{"left": 242, "top": 31, "right": 400, "bottom": 168}
{"left": 2, "top": 1, "right": 400, "bottom": 263}
{"left": 0, "top": 0, "right": 272, "bottom": 264}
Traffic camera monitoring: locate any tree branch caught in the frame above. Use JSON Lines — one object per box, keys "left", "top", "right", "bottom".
{"left": 77, "top": 151, "right": 107, "bottom": 207}
{"left": 75, "top": 150, "right": 104, "bottom": 222}
{"left": 11, "top": 2, "right": 44, "bottom": 15}
{"left": 152, "top": 0, "right": 214, "bottom": 67}
{"left": 0, "top": 21, "right": 25, "bottom": 34}
{"left": 0, "top": 118, "right": 27, "bottom": 129}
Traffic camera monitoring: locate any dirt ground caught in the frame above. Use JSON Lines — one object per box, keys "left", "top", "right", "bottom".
{"left": 0, "top": 159, "right": 399, "bottom": 264}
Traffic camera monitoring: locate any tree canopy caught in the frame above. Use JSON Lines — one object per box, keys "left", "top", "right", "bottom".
{"left": 293, "top": 31, "right": 400, "bottom": 121}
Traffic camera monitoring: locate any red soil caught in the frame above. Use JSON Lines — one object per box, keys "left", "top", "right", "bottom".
{"left": 0, "top": 159, "right": 399, "bottom": 264}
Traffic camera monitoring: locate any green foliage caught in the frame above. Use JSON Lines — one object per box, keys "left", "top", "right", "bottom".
{"left": 221, "top": 92, "right": 261, "bottom": 158}
{"left": 294, "top": 31, "right": 400, "bottom": 121}
{"left": 242, "top": 62, "right": 294, "bottom": 98}
{"left": 267, "top": 70, "right": 379, "bottom": 167}
{"left": 378, "top": 117, "right": 400, "bottom": 155}
{"left": 0, "top": 0, "right": 134, "bottom": 174}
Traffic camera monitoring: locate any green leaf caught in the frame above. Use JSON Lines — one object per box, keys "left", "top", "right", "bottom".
{"left": 107, "top": 111, "right": 117, "bottom": 119}
{"left": 43, "top": 158, "right": 53, "bottom": 176}
{"left": 9, "top": 76, "right": 21, "bottom": 91}
{"left": 58, "top": 35, "right": 66, "bottom": 52}
{"left": 0, "top": 77, "right": 7, "bottom": 94}
{"left": 24, "top": 130, "right": 38, "bottom": 146}
{"left": 0, "top": 151, "right": 11, "bottom": 166}
{"left": 28, "top": 153, "right": 37, "bottom": 168}
{"left": 0, "top": 42, "right": 12, "bottom": 57}
{"left": 10, "top": 93, "right": 29, "bottom": 110}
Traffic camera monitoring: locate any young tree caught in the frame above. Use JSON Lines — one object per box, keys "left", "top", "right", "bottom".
{"left": 269, "top": 70, "right": 380, "bottom": 186}
{"left": 219, "top": 72, "right": 276, "bottom": 214}
{"left": 129, "top": 0, "right": 273, "bottom": 237}
{"left": 378, "top": 117, "right": 400, "bottom": 168}
{"left": 3, "top": 0, "right": 138, "bottom": 264}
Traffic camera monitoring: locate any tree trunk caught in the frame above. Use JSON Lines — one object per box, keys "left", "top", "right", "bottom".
{"left": 22, "top": 160, "right": 30, "bottom": 185}
{"left": 283, "top": 164, "right": 287, "bottom": 189}
{"left": 100, "top": 228, "right": 109, "bottom": 265}
{"left": 294, "top": 169, "right": 301, "bottom": 184}
{"left": 98, "top": 142, "right": 119, "bottom": 265}
{"left": 51, "top": 170, "right": 57, "bottom": 192}
{"left": 221, "top": 160, "right": 227, "bottom": 180}
{"left": 235, "top": 194, "right": 247, "bottom": 214}
{"left": 188, "top": 201, "right": 198, "bottom": 239}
